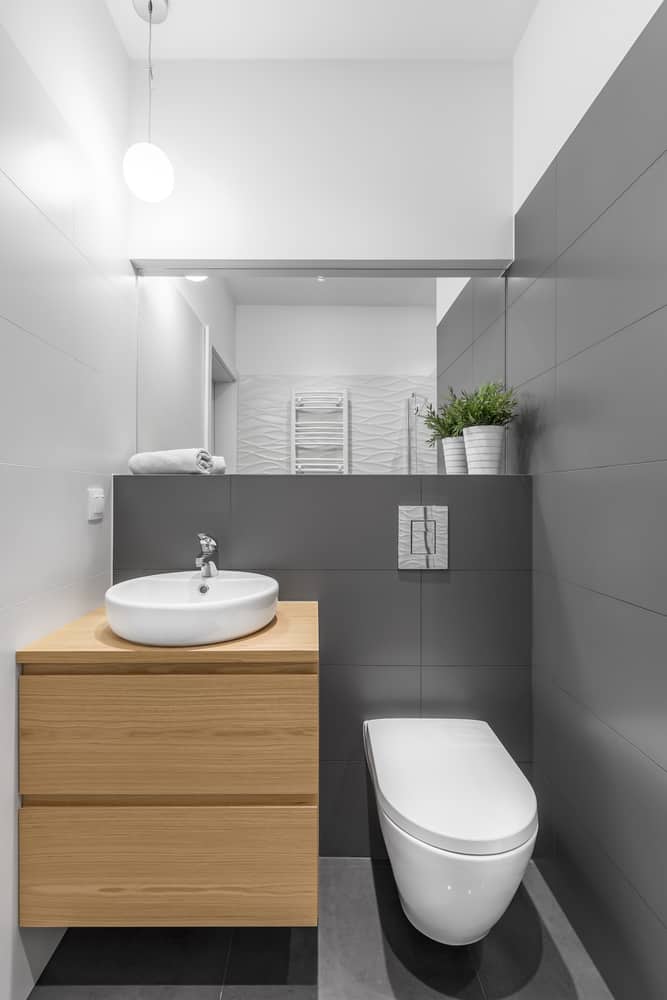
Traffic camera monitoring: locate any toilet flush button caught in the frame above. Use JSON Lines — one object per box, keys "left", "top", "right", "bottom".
{"left": 87, "top": 487, "right": 105, "bottom": 522}
{"left": 398, "top": 506, "right": 448, "bottom": 569}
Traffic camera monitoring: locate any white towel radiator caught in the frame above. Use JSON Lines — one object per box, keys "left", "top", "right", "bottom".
{"left": 290, "top": 389, "right": 349, "bottom": 474}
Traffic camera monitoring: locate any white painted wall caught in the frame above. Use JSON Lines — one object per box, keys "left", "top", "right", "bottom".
{"left": 237, "top": 305, "right": 435, "bottom": 375}
{"left": 179, "top": 277, "right": 237, "bottom": 373}
{"left": 513, "top": 0, "right": 663, "bottom": 209}
{"left": 127, "top": 59, "right": 513, "bottom": 264}
{"left": 0, "top": 4, "right": 135, "bottom": 998}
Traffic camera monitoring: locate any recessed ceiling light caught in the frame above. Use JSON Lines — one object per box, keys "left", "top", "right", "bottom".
{"left": 317, "top": 275, "right": 326, "bottom": 283}
{"left": 185, "top": 275, "right": 208, "bottom": 282}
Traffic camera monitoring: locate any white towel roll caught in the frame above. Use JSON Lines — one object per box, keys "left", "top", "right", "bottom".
{"left": 128, "top": 448, "right": 213, "bottom": 475}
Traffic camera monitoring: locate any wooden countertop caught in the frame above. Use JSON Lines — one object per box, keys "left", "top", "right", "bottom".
{"left": 16, "top": 602, "right": 319, "bottom": 667}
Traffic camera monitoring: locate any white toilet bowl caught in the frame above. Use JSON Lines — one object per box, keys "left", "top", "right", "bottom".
{"left": 364, "top": 718, "right": 538, "bottom": 946}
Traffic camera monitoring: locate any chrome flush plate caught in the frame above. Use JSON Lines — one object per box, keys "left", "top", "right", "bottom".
{"left": 398, "top": 505, "right": 448, "bottom": 570}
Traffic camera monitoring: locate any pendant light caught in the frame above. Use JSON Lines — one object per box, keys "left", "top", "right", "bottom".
{"left": 123, "top": 0, "right": 174, "bottom": 202}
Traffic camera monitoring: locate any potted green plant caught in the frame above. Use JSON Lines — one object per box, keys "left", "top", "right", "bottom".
{"left": 421, "top": 389, "right": 467, "bottom": 474}
{"left": 458, "top": 381, "right": 518, "bottom": 474}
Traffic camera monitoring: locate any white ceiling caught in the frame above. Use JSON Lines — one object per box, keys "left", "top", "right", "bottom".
{"left": 106, "top": 0, "right": 539, "bottom": 60}
{"left": 222, "top": 275, "right": 435, "bottom": 307}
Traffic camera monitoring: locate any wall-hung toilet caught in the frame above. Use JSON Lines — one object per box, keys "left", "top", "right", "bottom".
{"left": 364, "top": 718, "right": 538, "bottom": 946}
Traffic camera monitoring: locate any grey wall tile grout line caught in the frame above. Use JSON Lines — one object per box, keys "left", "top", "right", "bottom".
{"left": 537, "top": 672, "right": 667, "bottom": 783}
{"left": 532, "top": 566, "right": 667, "bottom": 620}
{"left": 539, "top": 772, "right": 667, "bottom": 936}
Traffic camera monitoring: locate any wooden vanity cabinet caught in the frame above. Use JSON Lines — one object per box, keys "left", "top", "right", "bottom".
{"left": 17, "top": 602, "right": 319, "bottom": 928}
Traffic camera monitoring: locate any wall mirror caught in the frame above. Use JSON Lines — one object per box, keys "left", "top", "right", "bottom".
{"left": 136, "top": 269, "right": 505, "bottom": 475}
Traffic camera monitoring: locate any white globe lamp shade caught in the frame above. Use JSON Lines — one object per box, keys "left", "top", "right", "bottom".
{"left": 123, "top": 142, "right": 174, "bottom": 202}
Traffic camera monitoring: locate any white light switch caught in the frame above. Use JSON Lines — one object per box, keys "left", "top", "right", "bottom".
{"left": 87, "top": 487, "right": 105, "bottom": 522}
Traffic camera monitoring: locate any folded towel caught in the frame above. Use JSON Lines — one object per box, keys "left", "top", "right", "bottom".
{"left": 128, "top": 448, "right": 221, "bottom": 475}
{"left": 209, "top": 455, "right": 226, "bottom": 475}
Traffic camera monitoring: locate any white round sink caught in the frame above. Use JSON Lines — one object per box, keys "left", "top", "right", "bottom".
{"left": 105, "top": 571, "right": 279, "bottom": 646}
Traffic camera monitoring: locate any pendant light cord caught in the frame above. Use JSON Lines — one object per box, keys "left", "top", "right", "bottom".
{"left": 147, "top": 0, "right": 154, "bottom": 142}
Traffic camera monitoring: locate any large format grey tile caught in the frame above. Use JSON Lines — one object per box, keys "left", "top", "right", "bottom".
{"left": 437, "top": 281, "right": 473, "bottom": 374}
{"left": 510, "top": 163, "right": 557, "bottom": 286}
{"left": 319, "top": 858, "right": 485, "bottom": 999}
{"left": 420, "top": 667, "right": 532, "bottom": 761}
{"left": 268, "top": 570, "right": 420, "bottom": 665}
{"left": 507, "top": 274, "right": 556, "bottom": 387}
{"left": 420, "top": 475, "right": 532, "bottom": 570}
{"left": 36, "top": 927, "right": 231, "bottom": 986}
{"left": 474, "top": 880, "right": 578, "bottom": 1000}
{"left": 319, "top": 664, "right": 420, "bottom": 763}
{"left": 539, "top": 788, "right": 667, "bottom": 1000}
{"left": 319, "top": 762, "right": 386, "bottom": 858}
{"left": 438, "top": 345, "right": 473, "bottom": 396}
{"left": 225, "top": 927, "right": 317, "bottom": 987}
{"left": 532, "top": 464, "right": 667, "bottom": 614}
{"left": 29, "top": 990, "right": 221, "bottom": 1000}
{"left": 556, "top": 2, "right": 667, "bottom": 255}
{"left": 553, "top": 305, "right": 667, "bottom": 470}
{"left": 421, "top": 572, "right": 531, "bottom": 666}
{"left": 472, "top": 277, "right": 506, "bottom": 340}
{"left": 532, "top": 573, "right": 667, "bottom": 773}
{"left": 556, "top": 149, "right": 667, "bottom": 363}
{"left": 223, "top": 990, "right": 316, "bottom": 1000}
{"left": 472, "top": 313, "right": 505, "bottom": 385}
{"left": 507, "top": 368, "right": 558, "bottom": 476}
{"left": 113, "top": 475, "right": 231, "bottom": 571}
{"left": 227, "top": 476, "right": 420, "bottom": 570}
{"left": 535, "top": 678, "right": 667, "bottom": 928}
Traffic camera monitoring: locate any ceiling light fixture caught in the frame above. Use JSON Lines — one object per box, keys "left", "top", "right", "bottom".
{"left": 185, "top": 275, "right": 209, "bottom": 283}
{"left": 123, "top": 0, "right": 174, "bottom": 203}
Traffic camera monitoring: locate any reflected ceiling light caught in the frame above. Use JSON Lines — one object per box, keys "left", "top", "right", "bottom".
{"left": 316, "top": 275, "right": 326, "bottom": 282}
{"left": 185, "top": 275, "right": 209, "bottom": 283}
{"left": 123, "top": 1, "right": 174, "bottom": 203}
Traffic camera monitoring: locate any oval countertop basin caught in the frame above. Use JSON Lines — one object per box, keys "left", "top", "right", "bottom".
{"left": 105, "top": 571, "right": 279, "bottom": 646}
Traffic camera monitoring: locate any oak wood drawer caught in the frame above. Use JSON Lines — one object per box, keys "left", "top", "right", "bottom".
{"left": 20, "top": 673, "right": 318, "bottom": 796}
{"left": 20, "top": 804, "right": 318, "bottom": 927}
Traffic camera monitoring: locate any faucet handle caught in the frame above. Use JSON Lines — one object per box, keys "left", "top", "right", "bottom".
{"left": 197, "top": 532, "right": 217, "bottom": 555}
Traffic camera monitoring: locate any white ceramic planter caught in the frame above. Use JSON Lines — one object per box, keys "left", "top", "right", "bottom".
{"left": 441, "top": 437, "right": 467, "bottom": 475}
{"left": 463, "top": 426, "right": 506, "bottom": 475}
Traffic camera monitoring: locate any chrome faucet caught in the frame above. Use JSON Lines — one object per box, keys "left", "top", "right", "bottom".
{"left": 196, "top": 533, "right": 218, "bottom": 578}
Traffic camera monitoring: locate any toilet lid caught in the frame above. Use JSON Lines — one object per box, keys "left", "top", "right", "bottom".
{"left": 364, "top": 718, "right": 538, "bottom": 856}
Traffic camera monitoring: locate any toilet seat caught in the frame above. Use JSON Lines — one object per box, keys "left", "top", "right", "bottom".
{"left": 364, "top": 718, "right": 538, "bottom": 856}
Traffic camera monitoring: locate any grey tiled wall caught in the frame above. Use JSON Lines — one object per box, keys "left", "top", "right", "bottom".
{"left": 505, "top": 5, "right": 667, "bottom": 998}
{"left": 113, "top": 473, "right": 532, "bottom": 858}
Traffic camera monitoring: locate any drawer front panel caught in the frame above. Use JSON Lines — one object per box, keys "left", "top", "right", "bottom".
{"left": 20, "top": 674, "right": 318, "bottom": 796}
{"left": 20, "top": 805, "right": 318, "bottom": 926}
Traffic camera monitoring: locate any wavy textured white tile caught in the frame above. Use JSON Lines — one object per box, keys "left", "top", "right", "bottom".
{"left": 238, "top": 373, "right": 436, "bottom": 474}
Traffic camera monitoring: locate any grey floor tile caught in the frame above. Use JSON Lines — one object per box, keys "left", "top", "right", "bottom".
{"left": 29, "top": 989, "right": 222, "bottom": 1000}
{"left": 222, "top": 989, "right": 315, "bottom": 1000}
{"left": 36, "top": 928, "right": 232, "bottom": 986}
{"left": 319, "top": 858, "right": 484, "bottom": 999}
{"left": 474, "top": 886, "right": 577, "bottom": 1000}
{"left": 224, "top": 928, "right": 316, "bottom": 987}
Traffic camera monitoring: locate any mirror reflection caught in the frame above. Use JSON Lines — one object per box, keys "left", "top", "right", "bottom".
{"left": 136, "top": 273, "right": 504, "bottom": 475}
